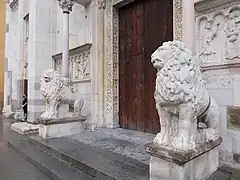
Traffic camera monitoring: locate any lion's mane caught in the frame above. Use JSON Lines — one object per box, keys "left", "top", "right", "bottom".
{"left": 154, "top": 41, "right": 207, "bottom": 112}
{"left": 40, "top": 69, "right": 64, "bottom": 105}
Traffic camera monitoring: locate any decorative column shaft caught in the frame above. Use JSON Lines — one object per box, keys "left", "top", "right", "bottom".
{"left": 182, "top": 0, "right": 195, "bottom": 52}
{"left": 98, "top": 0, "right": 106, "bottom": 124}
{"left": 57, "top": 0, "right": 75, "bottom": 77}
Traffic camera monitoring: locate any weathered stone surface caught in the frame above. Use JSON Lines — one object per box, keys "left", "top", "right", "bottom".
{"left": 7, "top": 131, "right": 93, "bottom": 180}
{"left": 148, "top": 40, "right": 222, "bottom": 179}
{"left": 151, "top": 40, "right": 220, "bottom": 151}
{"left": 149, "top": 147, "right": 219, "bottom": 180}
{"left": 38, "top": 121, "right": 86, "bottom": 139}
{"left": 227, "top": 106, "right": 240, "bottom": 130}
{"left": 40, "top": 69, "right": 84, "bottom": 119}
{"left": 146, "top": 137, "right": 222, "bottom": 165}
{"left": 37, "top": 116, "right": 86, "bottom": 125}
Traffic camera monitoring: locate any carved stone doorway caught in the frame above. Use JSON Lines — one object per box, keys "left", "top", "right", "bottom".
{"left": 118, "top": 0, "right": 173, "bottom": 133}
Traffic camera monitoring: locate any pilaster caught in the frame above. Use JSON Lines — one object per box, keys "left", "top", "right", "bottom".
{"left": 27, "top": 0, "right": 53, "bottom": 122}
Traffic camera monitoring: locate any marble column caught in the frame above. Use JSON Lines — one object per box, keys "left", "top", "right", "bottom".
{"left": 57, "top": 0, "right": 75, "bottom": 77}
{"left": 98, "top": 0, "right": 106, "bottom": 126}
{"left": 182, "top": 0, "right": 195, "bottom": 52}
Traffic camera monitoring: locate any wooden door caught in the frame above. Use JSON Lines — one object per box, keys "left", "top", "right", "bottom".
{"left": 119, "top": 0, "right": 173, "bottom": 134}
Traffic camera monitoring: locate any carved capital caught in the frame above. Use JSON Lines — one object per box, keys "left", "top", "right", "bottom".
{"left": 57, "top": 0, "right": 75, "bottom": 13}
{"left": 98, "top": 0, "right": 106, "bottom": 9}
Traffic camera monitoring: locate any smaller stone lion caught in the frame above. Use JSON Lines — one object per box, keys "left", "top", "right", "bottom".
{"left": 40, "top": 69, "right": 84, "bottom": 119}
{"left": 151, "top": 41, "right": 220, "bottom": 151}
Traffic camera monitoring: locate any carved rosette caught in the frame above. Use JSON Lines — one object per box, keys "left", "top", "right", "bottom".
{"left": 57, "top": 0, "right": 75, "bottom": 13}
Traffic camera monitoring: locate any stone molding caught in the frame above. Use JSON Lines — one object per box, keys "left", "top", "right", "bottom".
{"left": 57, "top": 0, "right": 75, "bottom": 13}
{"left": 37, "top": 116, "right": 86, "bottom": 125}
{"left": 145, "top": 137, "right": 222, "bottom": 165}
{"left": 195, "top": 0, "right": 240, "bottom": 14}
{"left": 202, "top": 62, "right": 240, "bottom": 71}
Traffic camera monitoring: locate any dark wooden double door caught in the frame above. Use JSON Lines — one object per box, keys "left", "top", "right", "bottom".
{"left": 119, "top": 0, "right": 173, "bottom": 134}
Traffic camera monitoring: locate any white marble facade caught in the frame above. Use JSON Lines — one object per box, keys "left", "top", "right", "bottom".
{"left": 195, "top": 0, "right": 240, "bottom": 166}
{"left": 4, "top": 0, "right": 240, "bottom": 166}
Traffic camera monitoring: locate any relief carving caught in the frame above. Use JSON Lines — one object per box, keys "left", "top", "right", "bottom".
{"left": 53, "top": 44, "right": 91, "bottom": 82}
{"left": 73, "top": 52, "right": 90, "bottom": 81}
{"left": 225, "top": 8, "right": 240, "bottom": 60}
{"left": 197, "top": 6, "right": 240, "bottom": 65}
{"left": 199, "top": 21, "right": 218, "bottom": 64}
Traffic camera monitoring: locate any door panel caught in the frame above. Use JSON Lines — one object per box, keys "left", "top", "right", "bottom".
{"left": 119, "top": 0, "right": 173, "bottom": 133}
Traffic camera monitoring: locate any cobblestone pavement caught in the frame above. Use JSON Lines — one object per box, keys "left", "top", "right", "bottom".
{"left": 0, "top": 118, "right": 51, "bottom": 180}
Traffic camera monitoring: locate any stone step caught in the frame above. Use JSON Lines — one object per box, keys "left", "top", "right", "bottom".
{"left": 28, "top": 135, "right": 149, "bottom": 180}
{"left": 7, "top": 131, "right": 94, "bottom": 180}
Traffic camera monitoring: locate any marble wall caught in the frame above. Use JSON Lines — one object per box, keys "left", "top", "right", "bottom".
{"left": 4, "top": 0, "right": 98, "bottom": 123}
{"left": 50, "top": 1, "right": 98, "bottom": 123}
{"left": 195, "top": 0, "right": 240, "bottom": 166}
{"left": 52, "top": 43, "right": 92, "bottom": 118}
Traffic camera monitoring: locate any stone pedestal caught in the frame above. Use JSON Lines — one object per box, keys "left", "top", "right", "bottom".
{"left": 37, "top": 116, "right": 86, "bottom": 139}
{"left": 146, "top": 137, "right": 222, "bottom": 180}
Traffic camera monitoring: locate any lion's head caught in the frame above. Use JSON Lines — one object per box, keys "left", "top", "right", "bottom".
{"left": 41, "top": 69, "right": 61, "bottom": 84}
{"left": 40, "top": 69, "right": 63, "bottom": 99}
{"left": 151, "top": 41, "right": 196, "bottom": 70}
{"left": 151, "top": 41, "right": 205, "bottom": 106}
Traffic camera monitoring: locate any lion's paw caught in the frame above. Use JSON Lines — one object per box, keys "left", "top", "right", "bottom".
{"left": 153, "top": 133, "right": 168, "bottom": 145}
{"left": 172, "top": 135, "right": 195, "bottom": 150}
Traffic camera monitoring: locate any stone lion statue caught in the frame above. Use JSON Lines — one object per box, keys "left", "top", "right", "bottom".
{"left": 40, "top": 69, "right": 84, "bottom": 119}
{"left": 151, "top": 41, "right": 219, "bottom": 151}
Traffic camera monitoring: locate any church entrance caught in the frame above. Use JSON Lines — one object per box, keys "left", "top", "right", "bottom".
{"left": 119, "top": 0, "right": 173, "bottom": 134}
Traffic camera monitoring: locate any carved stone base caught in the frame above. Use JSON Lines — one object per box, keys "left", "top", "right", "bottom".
{"left": 11, "top": 122, "right": 39, "bottom": 135}
{"left": 38, "top": 116, "right": 86, "bottom": 139}
{"left": 146, "top": 138, "right": 222, "bottom": 180}
{"left": 2, "top": 105, "right": 14, "bottom": 118}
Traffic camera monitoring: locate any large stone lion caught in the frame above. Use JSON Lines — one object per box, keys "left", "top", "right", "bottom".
{"left": 151, "top": 41, "right": 219, "bottom": 151}
{"left": 40, "top": 69, "right": 83, "bottom": 119}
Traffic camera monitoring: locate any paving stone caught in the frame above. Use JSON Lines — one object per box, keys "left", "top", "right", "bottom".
{"left": 3, "top": 116, "right": 240, "bottom": 180}
{"left": 208, "top": 171, "right": 231, "bottom": 180}
{"left": 7, "top": 131, "right": 94, "bottom": 180}
{"left": 0, "top": 143, "right": 51, "bottom": 180}
{"left": 28, "top": 135, "right": 149, "bottom": 180}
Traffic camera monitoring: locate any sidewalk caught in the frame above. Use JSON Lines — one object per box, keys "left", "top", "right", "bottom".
{"left": 0, "top": 117, "right": 50, "bottom": 180}
{"left": 1, "top": 116, "right": 240, "bottom": 180}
